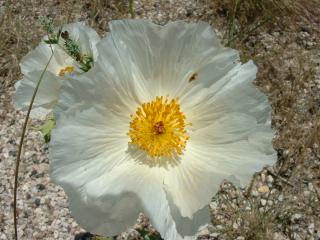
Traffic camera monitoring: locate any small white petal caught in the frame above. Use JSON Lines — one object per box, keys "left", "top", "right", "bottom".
{"left": 13, "top": 71, "right": 61, "bottom": 117}
{"left": 20, "top": 44, "right": 74, "bottom": 75}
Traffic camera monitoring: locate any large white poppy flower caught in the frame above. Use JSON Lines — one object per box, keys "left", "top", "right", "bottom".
{"left": 13, "top": 22, "right": 100, "bottom": 118}
{"left": 50, "top": 20, "right": 276, "bottom": 240}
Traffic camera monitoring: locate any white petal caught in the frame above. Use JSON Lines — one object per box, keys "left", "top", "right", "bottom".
{"left": 50, "top": 105, "right": 205, "bottom": 239}
{"left": 49, "top": 107, "right": 134, "bottom": 235}
{"left": 160, "top": 111, "right": 275, "bottom": 217}
{"left": 50, "top": 106, "right": 128, "bottom": 179}
{"left": 108, "top": 20, "right": 238, "bottom": 97}
{"left": 13, "top": 71, "right": 61, "bottom": 117}
{"left": 55, "top": 34, "right": 152, "bottom": 117}
{"left": 20, "top": 43, "right": 52, "bottom": 74}
{"left": 181, "top": 60, "right": 271, "bottom": 131}
{"left": 20, "top": 44, "right": 74, "bottom": 75}
{"left": 208, "top": 60, "right": 271, "bottom": 123}
{"left": 56, "top": 20, "right": 237, "bottom": 115}
{"left": 21, "top": 22, "right": 100, "bottom": 76}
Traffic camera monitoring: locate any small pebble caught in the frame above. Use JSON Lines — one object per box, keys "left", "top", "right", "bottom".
{"left": 34, "top": 198, "right": 41, "bottom": 207}
{"left": 258, "top": 185, "right": 269, "bottom": 193}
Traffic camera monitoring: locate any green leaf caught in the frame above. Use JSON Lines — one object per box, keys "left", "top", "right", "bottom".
{"left": 145, "top": 234, "right": 163, "bottom": 240}
{"left": 44, "top": 38, "right": 58, "bottom": 44}
{"left": 34, "top": 118, "right": 55, "bottom": 143}
{"left": 64, "top": 38, "right": 81, "bottom": 59}
{"left": 38, "top": 16, "right": 54, "bottom": 34}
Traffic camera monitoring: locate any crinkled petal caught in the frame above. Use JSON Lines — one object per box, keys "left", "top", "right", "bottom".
{"left": 108, "top": 19, "right": 239, "bottom": 97}
{"left": 20, "top": 44, "right": 75, "bottom": 75}
{"left": 182, "top": 61, "right": 271, "bottom": 130}
{"left": 20, "top": 22, "right": 100, "bottom": 76}
{"left": 208, "top": 60, "right": 271, "bottom": 124}
{"left": 13, "top": 71, "right": 61, "bottom": 118}
{"left": 55, "top": 19, "right": 233, "bottom": 115}
{"left": 55, "top": 33, "right": 152, "bottom": 117}
{"left": 56, "top": 20, "right": 238, "bottom": 115}
{"left": 160, "top": 112, "right": 275, "bottom": 217}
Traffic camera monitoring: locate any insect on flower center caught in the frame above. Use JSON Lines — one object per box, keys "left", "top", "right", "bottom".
{"left": 128, "top": 96, "right": 190, "bottom": 158}
{"left": 58, "top": 66, "right": 75, "bottom": 76}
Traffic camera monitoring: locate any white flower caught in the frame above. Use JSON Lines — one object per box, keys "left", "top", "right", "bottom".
{"left": 49, "top": 20, "right": 276, "bottom": 240}
{"left": 13, "top": 22, "right": 100, "bottom": 118}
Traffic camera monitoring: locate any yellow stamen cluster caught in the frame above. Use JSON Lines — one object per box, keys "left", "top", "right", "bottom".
{"left": 58, "top": 66, "right": 75, "bottom": 76}
{"left": 128, "top": 96, "right": 189, "bottom": 158}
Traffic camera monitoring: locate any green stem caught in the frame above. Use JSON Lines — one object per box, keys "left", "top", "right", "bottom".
{"left": 13, "top": 47, "right": 54, "bottom": 240}
{"left": 129, "top": 0, "right": 135, "bottom": 18}
{"left": 227, "top": 0, "right": 240, "bottom": 46}
{"left": 56, "top": 42, "right": 92, "bottom": 72}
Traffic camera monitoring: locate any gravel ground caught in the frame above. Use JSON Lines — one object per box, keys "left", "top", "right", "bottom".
{"left": 0, "top": 0, "right": 320, "bottom": 240}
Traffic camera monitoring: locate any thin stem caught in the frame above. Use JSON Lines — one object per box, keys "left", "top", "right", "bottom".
{"left": 227, "top": 0, "right": 239, "bottom": 45}
{"left": 227, "top": 16, "right": 271, "bottom": 46}
{"left": 129, "top": 0, "right": 135, "bottom": 18}
{"left": 13, "top": 47, "right": 54, "bottom": 240}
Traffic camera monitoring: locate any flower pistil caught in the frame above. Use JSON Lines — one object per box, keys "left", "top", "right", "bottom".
{"left": 128, "top": 96, "right": 189, "bottom": 158}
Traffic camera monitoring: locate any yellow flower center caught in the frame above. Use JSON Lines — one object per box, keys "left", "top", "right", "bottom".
{"left": 58, "top": 66, "right": 75, "bottom": 76}
{"left": 128, "top": 96, "right": 189, "bottom": 158}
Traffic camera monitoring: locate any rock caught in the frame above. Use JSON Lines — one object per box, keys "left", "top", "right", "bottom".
{"left": 303, "top": 190, "right": 311, "bottom": 197}
{"left": 232, "top": 222, "right": 239, "bottom": 229}
{"left": 274, "top": 232, "right": 289, "bottom": 240}
{"left": 186, "top": 8, "right": 193, "bottom": 17}
{"left": 199, "top": 228, "right": 210, "bottom": 236}
{"left": 236, "top": 237, "right": 245, "bottom": 240}
{"left": 36, "top": 183, "right": 46, "bottom": 191}
{"left": 261, "top": 173, "right": 266, "bottom": 182}
{"left": 9, "top": 149, "right": 16, "bottom": 157}
{"left": 267, "top": 175, "right": 274, "bottom": 184}
{"left": 261, "top": 199, "right": 267, "bottom": 206}
{"left": 210, "top": 201, "right": 218, "bottom": 210}
{"left": 210, "top": 232, "right": 219, "bottom": 238}
{"left": 300, "top": 26, "right": 311, "bottom": 33}
{"left": 291, "top": 213, "right": 302, "bottom": 223}
{"left": 34, "top": 198, "right": 41, "bottom": 207}
{"left": 251, "top": 190, "right": 259, "bottom": 197}
{"left": 29, "top": 169, "right": 38, "bottom": 177}
{"left": 278, "top": 194, "right": 284, "bottom": 202}
{"left": 308, "top": 223, "right": 314, "bottom": 235}
{"left": 258, "top": 185, "right": 269, "bottom": 193}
